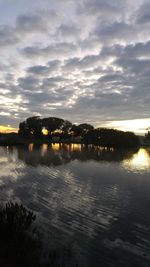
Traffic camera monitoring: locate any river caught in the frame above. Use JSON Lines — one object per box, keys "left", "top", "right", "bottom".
{"left": 0, "top": 144, "right": 150, "bottom": 266}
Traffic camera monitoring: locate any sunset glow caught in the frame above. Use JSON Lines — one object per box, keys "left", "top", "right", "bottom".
{"left": 1, "top": 118, "right": 150, "bottom": 135}
{"left": 42, "top": 128, "right": 48, "bottom": 136}
{"left": 105, "top": 119, "right": 150, "bottom": 135}
{"left": 0, "top": 126, "right": 18, "bottom": 133}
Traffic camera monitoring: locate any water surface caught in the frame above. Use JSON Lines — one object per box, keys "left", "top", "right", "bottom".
{"left": 0, "top": 144, "right": 150, "bottom": 266}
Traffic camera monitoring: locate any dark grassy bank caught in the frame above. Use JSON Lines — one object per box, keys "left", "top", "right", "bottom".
{"left": 0, "top": 202, "right": 77, "bottom": 267}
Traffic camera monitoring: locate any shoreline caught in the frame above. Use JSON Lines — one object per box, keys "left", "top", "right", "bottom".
{"left": 0, "top": 131, "right": 144, "bottom": 148}
{"left": 0, "top": 139, "right": 142, "bottom": 149}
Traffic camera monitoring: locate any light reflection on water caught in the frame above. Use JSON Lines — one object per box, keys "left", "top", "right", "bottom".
{"left": 123, "top": 148, "right": 150, "bottom": 173}
{"left": 0, "top": 145, "right": 150, "bottom": 266}
{"left": 52, "top": 143, "right": 82, "bottom": 152}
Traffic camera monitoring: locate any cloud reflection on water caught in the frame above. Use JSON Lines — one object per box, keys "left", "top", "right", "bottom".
{"left": 0, "top": 145, "right": 150, "bottom": 266}
{"left": 16, "top": 143, "right": 139, "bottom": 167}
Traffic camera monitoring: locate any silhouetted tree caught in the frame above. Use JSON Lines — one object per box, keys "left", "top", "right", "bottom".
{"left": 71, "top": 124, "right": 82, "bottom": 137}
{"left": 18, "top": 121, "right": 30, "bottom": 138}
{"left": 83, "top": 128, "right": 139, "bottom": 148}
{"left": 18, "top": 116, "right": 42, "bottom": 139}
{"left": 42, "top": 117, "right": 64, "bottom": 137}
{"left": 83, "top": 129, "right": 99, "bottom": 144}
{"left": 18, "top": 116, "right": 140, "bottom": 148}
{"left": 78, "top": 123, "right": 94, "bottom": 132}
{"left": 61, "top": 120, "right": 72, "bottom": 140}
{"left": 144, "top": 131, "right": 150, "bottom": 144}
{"left": 61, "top": 120, "right": 72, "bottom": 133}
{"left": 78, "top": 123, "right": 94, "bottom": 137}
{"left": 26, "top": 116, "right": 43, "bottom": 138}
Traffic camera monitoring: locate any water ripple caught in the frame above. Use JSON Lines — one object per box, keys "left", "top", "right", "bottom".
{"left": 0, "top": 145, "right": 150, "bottom": 266}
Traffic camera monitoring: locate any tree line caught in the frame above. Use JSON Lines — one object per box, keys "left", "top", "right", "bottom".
{"left": 18, "top": 116, "right": 140, "bottom": 148}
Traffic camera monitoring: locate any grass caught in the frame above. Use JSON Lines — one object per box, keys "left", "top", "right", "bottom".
{"left": 0, "top": 201, "right": 77, "bottom": 267}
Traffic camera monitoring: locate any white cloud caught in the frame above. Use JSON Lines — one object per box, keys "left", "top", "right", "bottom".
{"left": 0, "top": 0, "right": 150, "bottom": 134}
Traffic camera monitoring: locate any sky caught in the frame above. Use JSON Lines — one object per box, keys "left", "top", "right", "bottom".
{"left": 0, "top": 0, "right": 150, "bottom": 134}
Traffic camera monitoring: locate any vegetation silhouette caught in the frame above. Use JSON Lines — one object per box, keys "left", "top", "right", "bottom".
{"left": 144, "top": 130, "right": 150, "bottom": 145}
{"left": 0, "top": 116, "right": 140, "bottom": 147}
{"left": 0, "top": 202, "right": 39, "bottom": 267}
{"left": 0, "top": 201, "right": 77, "bottom": 267}
{"left": 17, "top": 116, "right": 140, "bottom": 148}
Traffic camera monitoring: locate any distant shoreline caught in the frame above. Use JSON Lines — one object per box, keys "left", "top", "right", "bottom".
{"left": 0, "top": 137, "right": 142, "bottom": 149}
{"left": 0, "top": 129, "right": 143, "bottom": 148}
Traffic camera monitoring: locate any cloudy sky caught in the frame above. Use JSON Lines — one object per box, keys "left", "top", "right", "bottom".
{"left": 0, "top": 0, "right": 150, "bottom": 134}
